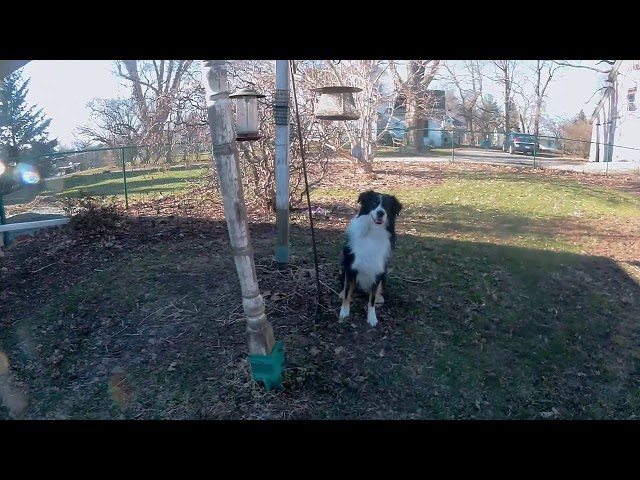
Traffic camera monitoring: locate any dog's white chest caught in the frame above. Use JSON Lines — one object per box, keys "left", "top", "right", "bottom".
{"left": 347, "top": 217, "right": 391, "bottom": 290}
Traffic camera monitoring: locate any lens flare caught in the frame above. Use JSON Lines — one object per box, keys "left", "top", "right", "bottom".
{"left": 15, "top": 163, "right": 41, "bottom": 185}
{"left": 21, "top": 170, "right": 40, "bottom": 184}
{"left": 0, "top": 162, "right": 6, "bottom": 176}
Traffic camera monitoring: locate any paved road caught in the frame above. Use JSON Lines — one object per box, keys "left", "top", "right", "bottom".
{"left": 380, "top": 148, "right": 640, "bottom": 174}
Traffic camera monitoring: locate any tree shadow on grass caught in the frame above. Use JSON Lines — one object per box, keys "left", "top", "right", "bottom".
{"left": 46, "top": 176, "right": 200, "bottom": 196}
{"left": 1, "top": 212, "right": 639, "bottom": 419}
{"left": 2, "top": 165, "right": 210, "bottom": 207}
{"left": 310, "top": 197, "right": 598, "bottom": 242}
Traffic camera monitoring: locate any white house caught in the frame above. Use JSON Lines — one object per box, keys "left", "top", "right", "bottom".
{"left": 589, "top": 60, "right": 640, "bottom": 162}
{"left": 376, "top": 91, "right": 466, "bottom": 148}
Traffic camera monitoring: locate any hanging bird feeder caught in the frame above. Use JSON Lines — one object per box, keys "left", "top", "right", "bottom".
{"left": 312, "top": 86, "right": 362, "bottom": 121}
{"left": 229, "top": 87, "right": 266, "bottom": 141}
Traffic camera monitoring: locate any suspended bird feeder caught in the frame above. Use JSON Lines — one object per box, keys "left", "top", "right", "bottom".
{"left": 229, "top": 87, "right": 266, "bottom": 141}
{"left": 312, "top": 86, "right": 362, "bottom": 121}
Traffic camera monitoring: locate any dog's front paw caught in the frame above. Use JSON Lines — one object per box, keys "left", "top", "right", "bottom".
{"left": 367, "top": 306, "right": 378, "bottom": 327}
{"left": 339, "top": 305, "right": 350, "bottom": 321}
{"left": 374, "top": 294, "right": 385, "bottom": 307}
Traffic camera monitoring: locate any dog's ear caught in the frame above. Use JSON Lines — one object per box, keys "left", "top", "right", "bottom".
{"left": 357, "top": 190, "right": 375, "bottom": 204}
{"left": 390, "top": 196, "right": 403, "bottom": 216}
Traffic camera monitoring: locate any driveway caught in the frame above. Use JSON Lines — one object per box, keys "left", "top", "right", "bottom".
{"left": 379, "top": 148, "right": 639, "bottom": 174}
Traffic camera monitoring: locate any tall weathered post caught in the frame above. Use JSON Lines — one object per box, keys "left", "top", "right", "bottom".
{"left": 201, "top": 60, "right": 283, "bottom": 391}
{"left": 274, "top": 60, "right": 291, "bottom": 268}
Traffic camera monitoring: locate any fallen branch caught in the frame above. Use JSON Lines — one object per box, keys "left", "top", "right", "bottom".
{"left": 31, "top": 263, "right": 56, "bottom": 274}
{"left": 389, "top": 275, "right": 430, "bottom": 284}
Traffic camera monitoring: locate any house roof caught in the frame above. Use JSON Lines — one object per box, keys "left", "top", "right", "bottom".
{"left": 446, "top": 115, "right": 466, "bottom": 127}
{"left": 590, "top": 60, "right": 623, "bottom": 123}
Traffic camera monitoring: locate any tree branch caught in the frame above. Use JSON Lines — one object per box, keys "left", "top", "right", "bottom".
{"left": 554, "top": 61, "right": 614, "bottom": 75}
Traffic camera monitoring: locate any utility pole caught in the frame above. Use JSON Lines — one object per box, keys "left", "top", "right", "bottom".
{"left": 201, "top": 61, "right": 283, "bottom": 390}
{"left": 274, "top": 60, "right": 291, "bottom": 268}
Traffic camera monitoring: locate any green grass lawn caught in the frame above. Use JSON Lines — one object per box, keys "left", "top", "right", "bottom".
{"left": 41, "top": 164, "right": 210, "bottom": 202}
{"left": 300, "top": 166, "right": 640, "bottom": 418}
{"left": 2, "top": 163, "right": 640, "bottom": 419}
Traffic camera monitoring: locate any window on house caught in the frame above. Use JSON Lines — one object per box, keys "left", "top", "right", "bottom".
{"left": 629, "top": 88, "right": 637, "bottom": 112}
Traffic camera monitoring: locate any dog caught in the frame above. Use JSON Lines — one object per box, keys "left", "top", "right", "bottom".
{"left": 338, "top": 190, "right": 402, "bottom": 327}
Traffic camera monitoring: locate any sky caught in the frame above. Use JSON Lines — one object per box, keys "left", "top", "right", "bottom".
{"left": 21, "top": 60, "right": 129, "bottom": 148}
{"left": 434, "top": 60, "right": 606, "bottom": 122}
{"left": 19, "top": 60, "right": 606, "bottom": 147}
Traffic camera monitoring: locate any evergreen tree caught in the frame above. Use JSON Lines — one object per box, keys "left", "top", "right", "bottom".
{"left": 0, "top": 70, "right": 58, "bottom": 163}
{"left": 476, "top": 95, "right": 503, "bottom": 135}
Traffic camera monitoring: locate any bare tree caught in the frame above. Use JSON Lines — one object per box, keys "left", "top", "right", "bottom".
{"left": 531, "top": 61, "right": 562, "bottom": 139}
{"left": 114, "top": 60, "right": 193, "bottom": 145}
{"left": 443, "top": 60, "right": 484, "bottom": 142}
{"left": 389, "top": 60, "right": 441, "bottom": 151}
{"left": 492, "top": 61, "right": 520, "bottom": 135}
{"left": 554, "top": 60, "right": 615, "bottom": 75}
{"left": 555, "top": 60, "right": 615, "bottom": 115}
{"left": 541, "top": 114, "right": 565, "bottom": 149}
{"left": 75, "top": 60, "right": 197, "bottom": 165}
{"left": 561, "top": 110, "right": 591, "bottom": 158}
{"left": 509, "top": 61, "right": 562, "bottom": 139}
{"left": 512, "top": 82, "right": 536, "bottom": 133}
{"left": 227, "top": 60, "right": 342, "bottom": 210}
{"left": 76, "top": 97, "right": 141, "bottom": 147}
{"left": 296, "top": 60, "right": 391, "bottom": 173}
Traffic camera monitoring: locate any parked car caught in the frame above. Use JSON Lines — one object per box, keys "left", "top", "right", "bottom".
{"left": 503, "top": 132, "right": 540, "bottom": 155}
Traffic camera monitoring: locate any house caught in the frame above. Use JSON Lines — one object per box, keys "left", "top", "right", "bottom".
{"left": 589, "top": 60, "right": 640, "bottom": 162}
{"left": 376, "top": 90, "right": 466, "bottom": 147}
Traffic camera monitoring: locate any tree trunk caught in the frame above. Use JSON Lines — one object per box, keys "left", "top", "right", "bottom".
{"left": 406, "top": 103, "right": 425, "bottom": 151}
{"left": 405, "top": 61, "right": 425, "bottom": 152}
{"left": 534, "top": 101, "right": 542, "bottom": 139}
{"left": 504, "top": 88, "right": 510, "bottom": 134}
{"left": 466, "top": 109, "right": 474, "bottom": 145}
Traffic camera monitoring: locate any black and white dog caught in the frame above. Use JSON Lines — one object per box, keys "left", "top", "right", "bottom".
{"left": 339, "top": 190, "right": 402, "bottom": 327}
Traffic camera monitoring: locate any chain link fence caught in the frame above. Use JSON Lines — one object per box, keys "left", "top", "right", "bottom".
{"left": 0, "top": 144, "right": 215, "bottom": 246}
{"left": 2, "top": 130, "right": 639, "bottom": 246}
{"left": 375, "top": 126, "right": 640, "bottom": 174}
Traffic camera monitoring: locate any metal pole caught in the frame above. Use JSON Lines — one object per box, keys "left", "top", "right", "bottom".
{"left": 451, "top": 130, "right": 455, "bottom": 163}
{"left": 274, "top": 60, "right": 291, "bottom": 268}
{"left": 201, "top": 60, "right": 278, "bottom": 361}
{"left": 0, "top": 194, "right": 10, "bottom": 248}
{"left": 121, "top": 147, "right": 129, "bottom": 209}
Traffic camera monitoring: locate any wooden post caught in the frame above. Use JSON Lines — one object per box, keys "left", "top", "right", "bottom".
{"left": 274, "top": 60, "right": 291, "bottom": 267}
{"left": 201, "top": 60, "right": 276, "bottom": 356}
